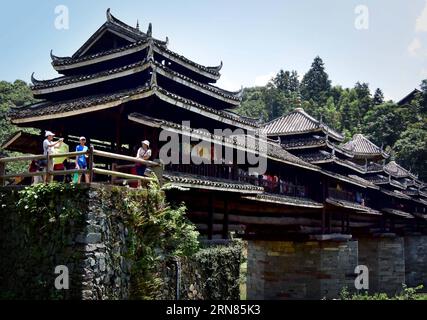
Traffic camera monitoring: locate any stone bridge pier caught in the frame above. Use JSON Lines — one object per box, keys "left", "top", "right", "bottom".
{"left": 404, "top": 234, "right": 427, "bottom": 290}
{"left": 246, "top": 239, "right": 358, "bottom": 300}
{"left": 246, "top": 234, "right": 427, "bottom": 299}
{"left": 357, "top": 235, "right": 405, "bottom": 295}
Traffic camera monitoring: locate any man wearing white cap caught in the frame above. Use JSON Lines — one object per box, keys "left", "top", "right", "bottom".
{"left": 42, "top": 131, "right": 64, "bottom": 182}
{"left": 136, "top": 140, "right": 152, "bottom": 178}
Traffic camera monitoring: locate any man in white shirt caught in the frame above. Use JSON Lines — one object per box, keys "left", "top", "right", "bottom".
{"left": 136, "top": 140, "right": 152, "bottom": 175}
{"left": 42, "top": 131, "right": 63, "bottom": 182}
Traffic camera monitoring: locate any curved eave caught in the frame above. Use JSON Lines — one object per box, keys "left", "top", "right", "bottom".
{"left": 32, "top": 61, "right": 151, "bottom": 96}
{"left": 153, "top": 45, "right": 221, "bottom": 80}
{"left": 52, "top": 42, "right": 150, "bottom": 70}
{"left": 382, "top": 208, "right": 414, "bottom": 219}
{"left": 326, "top": 198, "right": 382, "bottom": 215}
{"left": 32, "top": 61, "right": 238, "bottom": 105}
{"left": 283, "top": 141, "right": 326, "bottom": 150}
{"left": 154, "top": 62, "right": 240, "bottom": 106}
{"left": 52, "top": 40, "right": 220, "bottom": 81}
{"left": 166, "top": 182, "right": 263, "bottom": 194}
{"left": 12, "top": 85, "right": 255, "bottom": 130}
{"left": 128, "top": 112, "right": 318, "bottom": 172}
{"left": 242, "top": 194, "right": 323, "bottom": 209}
{"left": 345, "top": 151, "right": 389, "bottom": 160}
{"left": 321, "top": 170, "right": 371, "bottom": 189}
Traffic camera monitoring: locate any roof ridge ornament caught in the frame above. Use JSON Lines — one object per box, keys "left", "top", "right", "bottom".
{"left": 106, "top": 8, "right": 113, "bottom": 23}
{"left": 147, "top": 23, "right": 152, "bottom": 37}
{"left": 150, "top": 67, "right": 158, "bottom": 89}
{"left": 147, "top": 41, "right": 154, "bottom": 61}
{"left": 50, "top": 49, "right": 60, "bottom": 62}
{"left": 30, "top": 72, "right": 43, "bottom": 86}
{"left": 236, "top": 86, "right": 244, "bottom": 100}
{"left": 136, "top": 19, "right": 140, "bottom": 30}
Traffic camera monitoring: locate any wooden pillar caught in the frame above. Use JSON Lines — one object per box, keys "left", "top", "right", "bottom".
{"left": 88, "top": 146, "right": 94, "bottom": 183}
{"left": 321, "top": 177, "right": 327, "bottom": 234}
{"left": 208, "top": 194, "right": 214, "bottom": 240}
{"left": 222, "top": 198, "right": 229, "bottom": 239}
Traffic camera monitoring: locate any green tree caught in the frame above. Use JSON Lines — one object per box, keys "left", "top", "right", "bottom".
{"left": 373, "top": 88, "right": 384, "bottom": 105}
{"left": 394, "top": 121, "right": 427, "bottom": 180}
{"left": 300, "top": 56, "right": 331, "bottom": 105}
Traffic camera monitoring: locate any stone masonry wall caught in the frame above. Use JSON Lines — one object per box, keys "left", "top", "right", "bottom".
{"left": 247, "top": 240, "right": 358, "bottom": 300}
{"left": 404, "top": 235, "right": 427, "bottom": 290}
{"left": 0, "top": 186, "right": 131, "bottom": 299}
{"left": 358, "top": 236, "right": 405, "bottom": 295}
{"left": 0, "top": 185, "right": 241, "bottom": 300}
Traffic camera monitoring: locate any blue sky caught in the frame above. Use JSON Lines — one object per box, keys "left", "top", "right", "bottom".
{"left": 0, "top": 0, "right": 426, "bottom": 101}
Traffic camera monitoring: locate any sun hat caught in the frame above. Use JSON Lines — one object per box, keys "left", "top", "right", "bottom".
{"left": 142, "top": 140, "right": 150, "bottom": 147}
{"left": 45, "top": 131, "right": 55, "bottom": 137}
{"left": 79, "top": 136, "right": 86, "bottom": 141}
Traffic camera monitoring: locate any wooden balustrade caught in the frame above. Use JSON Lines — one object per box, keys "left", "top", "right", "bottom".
{"left": 0, "top": 147, "right": 162, "bottom": 187}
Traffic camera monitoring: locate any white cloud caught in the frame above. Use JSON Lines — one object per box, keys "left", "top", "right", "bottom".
{"left": 254, "top": 72, "right": 275, "bottom": 87}
{"left": 408, "top": 37, "right": 422, "bottom": 56}
{"left": 416, "top": 0, "right": 427, "bottom": 32}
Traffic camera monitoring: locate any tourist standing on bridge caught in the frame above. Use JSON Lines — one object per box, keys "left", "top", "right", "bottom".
{"left": 75, "top": 137, "right": 90, "bottom": 183}
{"left": 42, "top": 131, "right": 64, "bottom": 182}
{"left": 136, "top": 140, "right": 152, "bottom": 186}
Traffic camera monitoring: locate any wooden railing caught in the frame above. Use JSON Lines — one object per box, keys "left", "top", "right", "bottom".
{"left": 0, "top": 147, "right": 162, "bottom": 187}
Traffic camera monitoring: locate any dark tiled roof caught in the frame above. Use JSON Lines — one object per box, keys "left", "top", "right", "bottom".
{"left": 281, "top": 136, "right": 326, "bottom": 149}
{"left": 11, "top": 84, "right": 256, "bottom": 129}
{"left": 380, "top": 189, "right": 412, "bottom": 200}
{"left": 382, "top": 208, "right": 414, "bottom": 219}
{"left": 10, "top": 85, "right": 152, "bottom": 120}
{"left": 299, "top": 150, "right": 333, "bottom": 163}
{"left": 326, "top": 198, "right": 381, "bottom": 215}
{"left": 365, "top": 174, "right": 389, "bottom": 184}
{"left": 384, "top": 161, "right": 416, "bottom": 179}
{"left": 341, "top": 134, "right": 388, "bottom": 158}
{"left": 32, "top": 60, "right": 147, "bottom": 90}
{"left": 163, "top": 171, "right": 264, "bottom": 193}
{"left": 153, "top": 61, "right": 241, "bottom": 103}
{"left": 242, "top": 193, "right": 323, "bottom": 208}
{"left": 262, "top": 108, "right": 344, "bottom": 141}
{"left": 129, "top": 112, "right": 318, "bottom": 171}
{"left": 51, "top": 10, "right": 221, "bottom": 78}
{"left": 52, "top": 40, "right": 150, "bottom": 66}
{"left": 32, "top": 60, "right": 240, "bottom": 104}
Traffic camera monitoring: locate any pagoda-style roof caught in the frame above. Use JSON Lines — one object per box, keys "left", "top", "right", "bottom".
{"left": 31, "top": 59, "right": 242, "bottom": 108}
{"left": 262, "top": 108, "right": 344, "bottom": 142}
{"left": 341, "top": 134, "right": 389, "bottom": 159}
{"left": 10, "top": 82, "right": 254, "bottom": 130}
{"left": 50, "top": 9, "right": 222, "bottom": 82}
{"left": 127, "top": 113, "right": 320, "bottom": 172}
{"left": 73, "top": 8, "right": 166, "bottom": 58}
{"left": 384, "top": 161, "right": 417, "bottom": 179}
